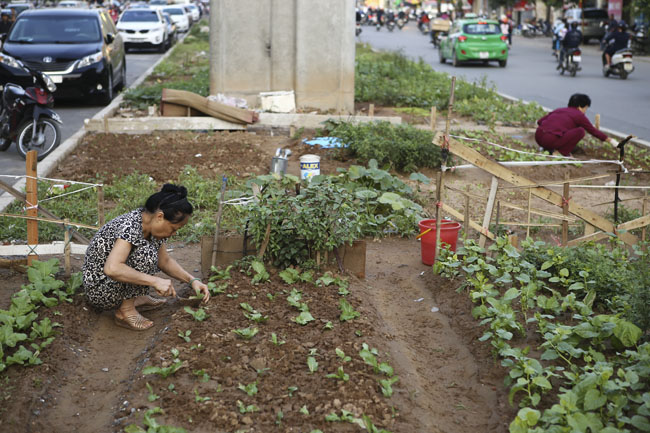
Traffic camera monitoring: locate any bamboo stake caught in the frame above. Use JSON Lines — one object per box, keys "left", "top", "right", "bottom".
{"left": 463, "top": 185, "right": 470, "bottom": 240}
{"left": 97, "top": 185, "right": 105, "bottom": 227}
{"left": 26, "top": 151, "right": 38, "bottom": 266}
{"left": 430, "top": 106, "right": 437, "bottom": 131}
{"left": 642, "top": 190, "right": 647, "bottom": 242}
{"left": 64, "top": 218, "right": 71, "bottom": 277}
{"left": 495, "top": 201, "right": 501, "bottom": 232}
{"left": 368, "top": 104, "right": 374, "bottom": 118}
{"left": 526, "top": 187, "right": 532, "bottom": 239}
{"left": 479, "top": 176, "right": 499, "bottom": 249}
{"left": 595, "top": 113, "right": 600, "bottom": 129}
{"left": 434, "top": 76, "right": 456, "bottom": 263}
{"left": 257, "top": 223, "right": 271, "bottom": 260}
{"left": 562, "top": 173, "right": 570, "bottom": 246}
{"left": 210, "top": 176, "right": 228, "bottom": 268}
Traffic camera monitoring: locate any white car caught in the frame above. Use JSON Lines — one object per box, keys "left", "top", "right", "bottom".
{"left": 58, "top": 1, "right": 87, "bottom": 7}
{"left": 161, "top": 6, "right": 189, "bottom": 32}
{"left": 183, "top": 3, "right": 200, "bottom": 22}
{"left": 117, "top": 8, "right": 169, "bottom": 52}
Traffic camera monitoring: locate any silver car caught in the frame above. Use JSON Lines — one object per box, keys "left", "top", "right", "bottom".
{"left": 564, "top": 8, "right": 608, "bottom": 43}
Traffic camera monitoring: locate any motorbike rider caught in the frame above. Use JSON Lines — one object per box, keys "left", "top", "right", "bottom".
{"left": 552, "top": 19, "right": 568, "bottom": 56}
{"left": 500, "top": 16, "right": 511, "bottom": 46}
{"left": 603, "top": 22, "right": 630, "bottom": 69}
{"left": 0, "top": 11, "right": 12, "bottom": 35}
{"left": 558, "top": 21, "right": 582, "bottom": 69}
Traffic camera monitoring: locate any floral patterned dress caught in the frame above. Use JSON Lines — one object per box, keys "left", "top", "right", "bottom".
{"left": 83, "top": 208, "right": 163, "bottom": 310}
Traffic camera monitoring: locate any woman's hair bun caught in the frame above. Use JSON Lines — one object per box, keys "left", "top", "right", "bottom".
{"left": 161, "top": 183, "right": 187, "bottom": 198}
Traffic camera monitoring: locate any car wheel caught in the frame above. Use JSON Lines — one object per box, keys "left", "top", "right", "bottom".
{"left": 439, "top": 48, "right": 445, "bottom": 64}
{"left": 452, "top": 50, "right": 459, "bottom": 67}
{"left": 99, "top": 70, "right": 114, "bottom": 106}
{"left": 498, "top": 59, "right": 507, "bottom": 68}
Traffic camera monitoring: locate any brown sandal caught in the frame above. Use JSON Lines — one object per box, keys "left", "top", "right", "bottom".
{"left": 135, "top": 295, "right": 167, "bottom": 312}
{"left": 114, "top": 313, "right": 154, "bottom": 331}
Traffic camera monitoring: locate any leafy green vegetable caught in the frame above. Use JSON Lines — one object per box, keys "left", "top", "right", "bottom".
{"left": 339, "top": 298, "right": 360, "bottom": 322}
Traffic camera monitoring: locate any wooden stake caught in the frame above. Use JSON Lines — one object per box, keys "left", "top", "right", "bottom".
{"left": 562, "top": 172, "right": 570, "bottom": 246}
{"left": 479, "top": 176, "right": 499, "bottom": 249}
{"left": 289, "top": 125, "right": 296, "bottom": 138}
{"left": 257, "top": 223, "right": 272, "bottom": 260}
{"left": 526, "top": 187, "right": 532, "bottom": 239}
{"left": 495, "top": 201, "right": 501, "bottom": 232}
{"left": 595, "top": 113, "right": 600, "bottom": 129}
{"left": 26, "top": 150, "right": 38, "bottom": 266}
{"left": 463, "top": 186, "right": 470, "bottom": 240}
{"left": 97, "top": 185, "right": 105, "bottom": 227}
{"left": 508, "top": 234, "right": 519, "bottom": 248}
{"left": 64, "top": 218, "right": 71, "bottom": 277}
{"left": 430, "top": 106, "right": 437, "bottom": 131}
{"left": 210, "top": 176, "right": 228, "bottom": 268}
{"left": 642, "top": 190, "right": 647, "bottom": 242}
{"left": 368, "top": 104, "right": 374, "bottom": 118}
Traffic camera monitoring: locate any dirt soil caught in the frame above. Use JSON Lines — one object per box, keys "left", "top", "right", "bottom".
{"left": 1, "top": 118, "right": 647, "bottom": 432}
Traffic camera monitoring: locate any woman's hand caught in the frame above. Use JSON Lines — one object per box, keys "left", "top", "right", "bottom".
{"left": 191, "top": 279, "right": 210, "bottom": 304}
{"left": 153, "top": 277, "right": 177, "bottom": 298}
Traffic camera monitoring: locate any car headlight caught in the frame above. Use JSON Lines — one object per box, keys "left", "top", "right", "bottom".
{"left": 42, "top": 73, "right": 57, "bottom": 93}
{"left": 0, "top": 53, "right": 23, "bottom": 70}
{"left": 76, "top": 51, "right": 103, "bottom": 70}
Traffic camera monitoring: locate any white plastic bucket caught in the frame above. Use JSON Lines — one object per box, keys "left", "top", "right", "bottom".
{"left": 299, "top": 154, "right": 320, "bottom": 181}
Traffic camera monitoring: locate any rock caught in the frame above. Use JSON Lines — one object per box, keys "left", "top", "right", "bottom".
{"left": 101, "top": 367, "right": 109, "bottom": 372}
{"left": 249, "top": 358, "right": 266, "bottom": 371}
{"left": 242, "top": 416, "right": 253, "bottom": 425}
{"left": 333, "top": 399, "right": 342, "bottom": 409}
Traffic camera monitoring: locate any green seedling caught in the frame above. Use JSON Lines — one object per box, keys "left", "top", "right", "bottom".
{"left": 236, "top": 400, "right": 259, "bottom": 414}
{"left": 193, "top": 369, "right": 210, "bottom": 383}
{"left": 287, "top": 289, "right": 308, "bottom": 311}
{"left": 232, "top": 327, "right": 259, "bottom": 340}
{"left": 239, "top": 302, "right": 255, "bottom": 313}
{"left": 188, "top": 290, "right": 204, "bottom": 301}
{"left": 338, "top": 286, "right": 350, "bottom": 296}
{"left": 355, "top": 330, "right": 363, "bottom": 337}
{"left": 238, "top": 381, "right": 258, "bottom": 396}
{"left": 124, "top": 407, "right": 187, "bottom": 433}
{"left": 207, "top": 282, "right": 227, "bottom": 295}
{"left": 245, "top": 312, "right": 269, "bottom": 323}
{"left": 339, "top": 298, "right": 360, "bottom": 322}
{"left": 143, "top": 361, "right": 183, "bottom": 379}
{"left": 194, "top": 388, "right": 210, "bottom": 403}
{"left": 145, "top": 382, "right": 160, "bottom": 402}
{"left": 266, "top": 293, "right": 275, "bottom": 301}
{"left": 183, "top": 306, "right": 207, "bottom": 322}
{"left": 359, "top": 343, "right": 394, "bottom": 377}
{"left": 251, "top": 260, "right": 270, "bottom": 284}
{"left": 270, "top": 333, "right": 285, "bottom": 346}
{"left": 324, "top": 321, "right": 334, "bottom": 330}
{"left": 226, "top": 293, "right": 238, "bottom": 299}
{"left": 326, "top": 366, "right": 349, "bottom": 382}
{"left": 275, "top": 410, "right": 284, "bottom": 425}
{"left": 256, "top": 367, "right": 270, "bottom": 376}
{"left": 307, "top": 356, "right": 318, "bottom": 373}
{"left": 167, "top": 383, "right": 177, "bottom": 394}
{"left": 209, "top": 265, "right": 232, "bottom": 281}
{"left": 379, "top": 377, "right": 399, "bottom": 397}
{"left": 177, "top": 330, "right": 191, "bottom": 342}
{"left": 287, "top": 386, "right": 298, "bottom": 397}
{"left": 336, "top": 348, "right": 351, "bottom": 362}
{"left": 30, "top": 317, "right": 61, "bottom": 339}
{"left": 279, "top": 268, "right": 315, "bottom": 284}
{"left": 292, "top": 311, "right": 315, "bottom": 325}
{"left": 300, "top": 405, "right": 309, "bottom": 415}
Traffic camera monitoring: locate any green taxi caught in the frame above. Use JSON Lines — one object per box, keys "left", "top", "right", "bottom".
{"left": 438, "top": 18, "right": 508, "bottom": 67}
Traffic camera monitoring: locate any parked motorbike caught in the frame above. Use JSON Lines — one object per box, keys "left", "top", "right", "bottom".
{"left": 386, "top": 19, "right": 396, "bottom": 32}
{"left": 0, "top": 60, "right": 62, "bottom": 160}
{"left": 396, "top": 17, "right": 405, "bottom": 29}
{"left": 603, "top": 49, "right": 635, "bottom": 79}
{"left": 558, "top": 48, "right": 582, "bottom": 76}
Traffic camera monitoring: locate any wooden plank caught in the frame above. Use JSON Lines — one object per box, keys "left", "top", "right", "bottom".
{"left": 85, "top": 117, "right": 246, "bottom": 133}
{"left": 584, "top": 224, "right": 596, "bottom": 236}
{"left": 256, "top": 113, "right": 402, "bottom": 128}
{"left": 26, "top": 151, "right": 38, "bottom": 265}
{"left": 567, "top": 231, "right": 609, "bottom": 246}
{"left": 617, "top": 213, "right": 650, "bottom": 232}
{"left": 0, "top": 242, "right": 88, "bottom": 256}
{"left": 162, "top": 88, "right": 257, "bottom": 124}
{"left": 441, "top": 134, "right": 638, "bottom": 246}
{"left": 160, "top": 101, "right": 203, "bottom": 117}
{"left": 441, "top": 203, "right": 494, "bottom": 240}
{"left": 479, "top": 176, "right": 498, "bottom": 248}
{"left": 0, "top": 179, "right": 92, "bottom": 244}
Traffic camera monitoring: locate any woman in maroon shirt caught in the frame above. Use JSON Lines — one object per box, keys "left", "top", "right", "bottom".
{"left": 535, "top": 93, "right": 618, "bottom": 156}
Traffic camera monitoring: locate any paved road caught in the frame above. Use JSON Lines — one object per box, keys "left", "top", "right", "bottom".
{"left": 0, "top": 51, "right": 163, "bottom": 177}
{"left": 359, "top": 25, "right": 650, "bottom": 141}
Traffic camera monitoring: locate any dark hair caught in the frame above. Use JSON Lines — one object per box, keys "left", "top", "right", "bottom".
{"left": 144, "top": 184, "right": 193, "bottom": 223}
{"left": 570, "top": 21, "right": 578, "bottom": 29}
{"left": 568, "top": 93, "right": 591, "bottom": 108}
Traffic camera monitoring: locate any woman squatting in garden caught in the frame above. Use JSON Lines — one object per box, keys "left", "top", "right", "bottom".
{"left": 535, "top": 93, "right": 619, "bottom": 157}
{"left": 82, "top": 184, "right": 210, "bottom": 331}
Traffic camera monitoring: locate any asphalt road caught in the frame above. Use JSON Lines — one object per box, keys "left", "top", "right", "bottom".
{"left": 358, "top": 25, "right": 650, "bottom": 142}
{"left": 0, "top": 51, "right": 163, "bottom": 177}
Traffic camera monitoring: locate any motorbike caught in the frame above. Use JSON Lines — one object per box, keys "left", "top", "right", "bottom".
{"left": 558, "top": 48, "right": 582, "bottom": 76}
{"left": 355, "top": 22, "right": 362, "bottom": 36}
{"left": 0, "top": 60, "right": 62, "bottom": 161}
{"left": 603, "top": 48, "right": 635, "bottom": 79}
{"left": 386, "top": 19, "right": 396, "bottom": 32}
{"left": 396, "top": 17, "right": 405, "bottom": 29}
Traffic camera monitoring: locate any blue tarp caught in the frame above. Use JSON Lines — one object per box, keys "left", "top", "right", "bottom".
{"left": 302, "top": 137, "right": 347, "bottom": 149}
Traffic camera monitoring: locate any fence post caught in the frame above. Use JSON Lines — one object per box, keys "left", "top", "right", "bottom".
{"left": 368, "top": 103, "right": 374, "bottom": 118}
{"left": 64, "top": 218, "right": 71, "bottom": 277}
{"left": 430, "top": 106, "right": 437, "bottom": 131}
{"left": 562, "top": 173, "right": 570, "bottom": 246}
{"left": 526, "top": 187, "right": 532, "bottom": 239}
{"left": 26, "top": 150, "right": 38, "bottom": 266}
{"left": 479, "top": 176, "right": 499, "bottom": 249}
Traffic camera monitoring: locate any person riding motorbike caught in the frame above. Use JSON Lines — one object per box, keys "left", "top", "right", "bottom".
{"left": 552, "top": 19, "right": 567, "bottom": 56}
{"left": 603, "top": 23, "right": 630, "bottom": 69}
{"left": 558, "top": 21, "right": 582, "bottom": 69}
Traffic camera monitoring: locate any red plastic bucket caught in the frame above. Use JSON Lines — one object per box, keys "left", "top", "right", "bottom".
{"left": 418, "top": 219, "right": 462, "bottom": 265}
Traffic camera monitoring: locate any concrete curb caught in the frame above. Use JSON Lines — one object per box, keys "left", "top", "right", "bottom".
{"left": 0, "top": 36, "right": 183, "bottom": 213}
{"left": 496, "top": 91, "right": 650, "bottom": 149}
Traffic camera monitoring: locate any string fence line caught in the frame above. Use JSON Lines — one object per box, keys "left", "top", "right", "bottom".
{"left": 39, "top": 184, "right": 98, "bottom": 203}
{"left": 570, "top": 185, "right": 650, "bottom": 189}
{"left": 0, "top": 174, "right": 103, "bottom": 187}
{"left": 222, "top": 196, "right": 256, "bottom": 206}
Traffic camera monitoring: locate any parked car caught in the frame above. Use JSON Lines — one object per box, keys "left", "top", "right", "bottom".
{"left": 58, "top": 1, "right": 87, "bottom": 8}
{"left": 564, "top": 8, "right": 608, "bottom": 43}
{"left": 0, "top": 8, "right": 126, "bottom": 105}
{"left": 438, "top": 18, "right": 508, "bottom": 67}
{"left": 184, "top": 3, "right": 200, "bottom": 22}
{"left": 149, "top": 0, "right": 168, "bottom": 6}
{"left": 161, "top": 6, "right": 189, "bottom": 32}
{"left": 6, "top": 3, "right": 33, "bottom": 16}
{"left": 117, "top": 8, "right": 168, "bottom": 52}
{"left": 162, "top": 12, "right": 177, "bottom": 46}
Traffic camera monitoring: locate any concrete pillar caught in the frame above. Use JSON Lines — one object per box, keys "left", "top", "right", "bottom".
{"left": 209, "top": 0, "right": 355, "bottom": 113}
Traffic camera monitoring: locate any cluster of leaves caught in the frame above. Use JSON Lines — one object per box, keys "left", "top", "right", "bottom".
{"left": 436, "top": 237, "right": 650, "bottom": 432}
{"left": 122, "top": 20, "right": 209, "bottom": 110}
{"left": 323, "top": 120, "right": 443, "bottom": 172}
{"left": 125, "top": 407, "right": 187, "bottom": 433}
{"left": 0, "top": 259, "right": 79, "bottom": 372}
{"left": 354, "top": 43, "right": 544, "bottom": 126}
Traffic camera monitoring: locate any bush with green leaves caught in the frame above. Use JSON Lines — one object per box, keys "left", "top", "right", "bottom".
{"left": 324, "top": 120, "right": 442, "bottom": 172}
